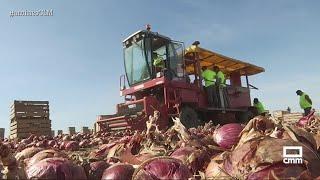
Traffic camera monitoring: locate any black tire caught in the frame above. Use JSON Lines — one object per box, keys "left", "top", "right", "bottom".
{"left": 179, "top": 106, "right": 202, "bottom": 129}
{"left": 236, "top": 111, "right": 252, "bottom": 124}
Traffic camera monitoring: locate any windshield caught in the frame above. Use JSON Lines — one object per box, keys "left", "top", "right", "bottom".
{"left": 124, "top": 39, "right": 151, "bottom": 86}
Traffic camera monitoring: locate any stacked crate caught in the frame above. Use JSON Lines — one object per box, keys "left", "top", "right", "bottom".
{"left": 273, "top": 110, "right": 289, "bottom": 123}
{"left": 282, "top": 113, "right": 303, "bottom": 125}
{"left": 272, "top": 110, "right": 303, "bottom": 125}
{"left": 82, "top": 127, "right": 90, "bottom": 134}
{"left": 0, "top": 128, "right": 4, "bottom": 139}
{"left": 68, "top": 127, "right": 76, "bottom": 135}
{"left": 93, "top": 122, "right": 101, "bottom": 133}
{"left": 10, "top": 100, "right": 51, "bottom": 139}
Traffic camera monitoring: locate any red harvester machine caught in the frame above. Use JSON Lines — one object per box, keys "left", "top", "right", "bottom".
{"left": 97, "top": 27, "right": 264, "bottom": 132}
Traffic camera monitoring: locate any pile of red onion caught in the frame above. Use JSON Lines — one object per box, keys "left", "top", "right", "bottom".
{"left": 0, "top": 113, "right": 319, "bottom": 180}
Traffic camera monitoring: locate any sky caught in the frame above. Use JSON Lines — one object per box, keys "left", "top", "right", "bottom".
{"left": 1, "top": 0, "right": 319, "bottom": 136}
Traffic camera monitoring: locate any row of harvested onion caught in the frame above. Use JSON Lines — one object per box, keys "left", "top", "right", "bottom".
{"left": 0, "top": 115, "right": 319, "bottom": 179}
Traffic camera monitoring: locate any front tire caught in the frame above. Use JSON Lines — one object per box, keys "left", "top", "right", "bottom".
{"left": 179, "top": 106, "right": 202, "bottom": 129}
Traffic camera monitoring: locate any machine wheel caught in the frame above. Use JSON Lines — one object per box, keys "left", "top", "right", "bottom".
{"left": 179, "top": 106, "right": 202, "bottom": 129}
{"left": 236, "top": 111, "right": 253, "bottom": 124}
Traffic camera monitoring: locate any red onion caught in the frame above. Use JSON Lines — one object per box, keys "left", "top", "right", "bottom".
{"left": 15, "top": 147, "right": 44, "bottom": 161}
{"left": 27, "top": 134, "right": 36, "bottom": 141}
{"left": 27, "top": 149, "right": 67, "bottom": 168}
{"left": 205, "top": 154, "right": 229, "bottom": 179}
{"left": 223, "top": 137, "right": 320, "bottom": 178}
{"left": 35, "top": 140, "right": 48, "bottom": 148}
{"left": 133, "top": 157, "right": 192, "bottom": 180}
{"left": 84, "top": 161, "right": 109, "bottom": 180}
{"left": 26, "top": 157, "right": 87, "bottom": 180}
{"left": 101, "top": 163, "right": 134, "bottom": 180}
{"left": 247, "top": 163, "right": 307, "bottom": 179}
{"left": 62, "top": 135, "right": 70, "bottom": 141}
{"left": 15, "top": 143, "right": 26, "bottom": 152}
{"left": 79, "top": 139, "right": 90, "bottom": 148}
{"left": 59, "top": 141, "right": 69, "bottom": 150}
{"left": 21, "top": 139, "right": 31, "bottom": 144}
{"left": 213, "top": 123, "right": 244, "bottom": 149}
{"left": 65, "top": 141, "right": 79, "bottom": 151}
{"left": 170, "top": 146, "right": 210, "bottom": 173}
{"left": 288, "top": 126, "right": 317, "bottom": 150}
{"left": 48, "top": 140, "right": 57, "bottom": 147}
{"left": 297, "top": 111, "right": 315, "bottom": 127}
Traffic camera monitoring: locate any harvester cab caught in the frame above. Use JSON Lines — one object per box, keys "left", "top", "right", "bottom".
{"left": 97, "top": 27, "right": 265, "bottom": 132}
{"left": 122, "top": 27, "right": 185, "bottom": 87}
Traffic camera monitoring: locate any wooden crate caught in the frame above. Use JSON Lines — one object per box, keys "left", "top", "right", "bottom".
{"left": 273, "top": 110, "right": 289, "bottom": 118}
{"left": 10, "top": 100, "right": 49, "bottom": 120}
{"left": 9, "top": 100, "right": 51, "bottom": 139}
{"left": 0, "top": 128, "right": 4, "bottom": 139}
{"left": 57, "top": 130, "right": 63, "bottom": 135}
{"left": 68, "top": 127, "right": 76, "bottom": 135}
{"left": 82, "top": 127, "right": 90, "bottom": 134}
{"left": 282, "top": 112, "right": 303, "bottom": 125}
{"left": 94, "top": 122, "right": 101, "bottom": 133}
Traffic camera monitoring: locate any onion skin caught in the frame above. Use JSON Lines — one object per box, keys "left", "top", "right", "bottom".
{"left": 48, "top": 140, "right": 57, "bottom": 147}
{"left": 27, "top": 149, "right": 67, "bottom": 168}
{"left": 247, "top": 163, "right": 306, "bottom": 180}
{"left": 205, "top": 153, "right": 229, "bottom": 179}
{"left": 65, "top": 141, "right": 79, "bottom": 151}
{"left": 101, "top": 163, "right": 134, "bottom": 180}
{"left": 133, "top": 157, "right": 192, "bottom": 180}
{"left": 84, "top": 161, "right": 109, "bottom": 180}
{"left": 15, "top": 147, "right": 44, "bottom": 161}
{"left": 170, "top": 146, "right": 210, "bottom": 173}
{"left": 223, "top": 137, "right": 320, "bottom": 178}
{"left": 62, "top": 135, "right": 71, "bottom": 141}
{"left": 213, "top": 123, "right": 244, "bottom": 149}
{"left": 79, "top": 139, "right": 90, "bottom": 148}
{"left": 26, "top": 157, "right": 87, "bottom": 180}
{"left": 288, "top": 126, "right": 317, "bottom": 150}
{"left": 59, "top": 141, "right": 69, "bottom": 150}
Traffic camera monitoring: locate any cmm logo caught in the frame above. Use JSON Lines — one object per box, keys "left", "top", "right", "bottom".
{"left": 283, "top": 146, "right": 303, "bottom": 164}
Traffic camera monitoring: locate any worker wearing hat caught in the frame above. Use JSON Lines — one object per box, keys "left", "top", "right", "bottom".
{"left": 253, "top": 98, "right": 266, "bottom": 116}
{"left": 296, "top": 90, "right": 312, "bottom": 116}
{"left": 201, "top": 66, "right": 217, "bottom": 107}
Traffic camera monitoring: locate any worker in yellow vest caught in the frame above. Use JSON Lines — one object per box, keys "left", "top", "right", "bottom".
{"left": 201, "top": 66, "right": 217, "bottom": 107}
{"left": 296, "top": 90, "right": 312, "bottom": 116}
{"left": 253, "top": 98, "right": 266, "bottom": 116}
{"left": 213, "top": 66, "right": 228, "bottom": 108}
{"left": 215, "top": 67, "right": 226, "bottom": 87}
{"left": 153, "top": 52, "right": 165, "bottom": 69}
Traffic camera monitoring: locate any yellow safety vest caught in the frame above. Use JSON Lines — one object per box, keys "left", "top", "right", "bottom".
{"left": 217, "top": 71, "right": 226, "bottom": 86}
{"left": 299, "top": 93, "right": 312, "bottom": 109}
{"left": 254, "top": 101, "right": 265, "bottom": 114}
{"left": 153, "top": 57, "right": 164, "bottom": 68}
{"left": 201, "top": 69, "right": 216, "bottom": 87}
